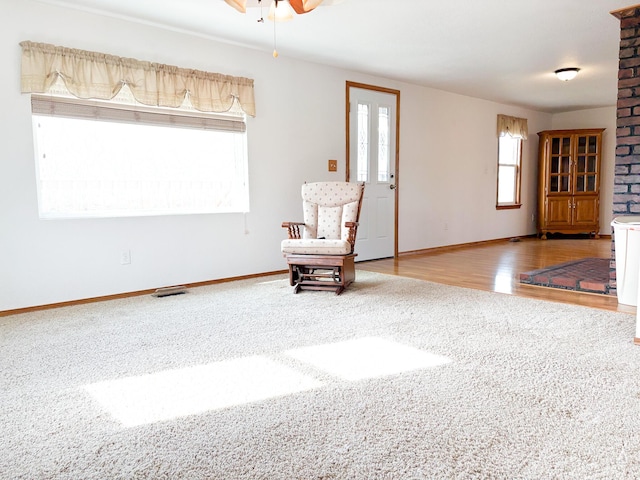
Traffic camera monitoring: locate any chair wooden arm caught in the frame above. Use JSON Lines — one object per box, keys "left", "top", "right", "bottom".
{"left": 345, "top": 221, "right": 359, "bottom": 252}
{"left": 282, "top": 221, "right": 305, "bottom": 239}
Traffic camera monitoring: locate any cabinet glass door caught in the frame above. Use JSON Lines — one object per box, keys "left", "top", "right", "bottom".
{"left": 575, "top": 134, "right": 599, "bottom": 193}
{"left": 549, "top": 137, "right": 572, "bottom": 193}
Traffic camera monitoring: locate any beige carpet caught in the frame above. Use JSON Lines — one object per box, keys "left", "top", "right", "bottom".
{"left": 2, "top": 271, "right": 640, "bottom": 479}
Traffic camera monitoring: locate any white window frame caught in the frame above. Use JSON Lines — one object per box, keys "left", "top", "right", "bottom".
{"left": 31, "top": 84, "right": 249, "bottom": 219}
{"left": 496, "top": 134, "right": 523, "bottom": 209}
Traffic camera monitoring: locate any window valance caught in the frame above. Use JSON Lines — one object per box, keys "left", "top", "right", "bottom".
{"left": 19, "top": 41, "right": 256, "bottom": 117}
{"left": 497, "top": 114, "right": 528, "bottom": 139}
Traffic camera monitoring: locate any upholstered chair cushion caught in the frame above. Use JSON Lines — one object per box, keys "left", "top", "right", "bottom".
{"left": 281, "top": 238, "right": 353, "bottom": 255}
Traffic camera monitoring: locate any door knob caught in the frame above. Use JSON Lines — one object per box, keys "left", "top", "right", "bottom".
{"left": 389, "top": 184, "right": 397, "bottom": 190}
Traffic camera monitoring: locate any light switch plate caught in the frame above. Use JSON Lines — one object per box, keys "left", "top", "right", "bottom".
{"left": 328, "top": 159, "right": 337, "bottom": 172}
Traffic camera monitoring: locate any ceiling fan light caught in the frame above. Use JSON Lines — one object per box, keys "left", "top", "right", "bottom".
{"left": 268, "top": 0, "right": 295, "bottom": 21}
{"left": 555, "top": 67, "right": 580, "bottom": 81}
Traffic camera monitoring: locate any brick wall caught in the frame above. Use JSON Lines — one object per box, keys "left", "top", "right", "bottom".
{"left": 610, "top": 5, "right": 640, "bottom": 294}
{"left": 613, "top": 6, "right": 640, "bottom": 217}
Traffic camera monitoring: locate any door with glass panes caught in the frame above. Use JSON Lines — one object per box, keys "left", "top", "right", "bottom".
{"left": 347, "top": 84, "right": 399, "bottom": 261}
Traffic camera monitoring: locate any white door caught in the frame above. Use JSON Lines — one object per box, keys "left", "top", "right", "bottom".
{"left": 348, "top": 85, "right": 398, "bottom": 261}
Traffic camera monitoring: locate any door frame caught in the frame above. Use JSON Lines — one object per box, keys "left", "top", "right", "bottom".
{"left": 345, "top": 81, "right": 401, "bottom": 258}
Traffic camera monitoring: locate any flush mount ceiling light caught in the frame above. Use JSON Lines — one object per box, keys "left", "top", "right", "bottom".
{"left": 555, "top": 67, "right": 580, "bottom": 81}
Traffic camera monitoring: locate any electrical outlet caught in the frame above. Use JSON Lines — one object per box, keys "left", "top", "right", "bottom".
{"left": 328, "top": 159, "right": 338, "bottom": 172}
{"left": 120, "top": 250, "right": 131, "bottom": 265}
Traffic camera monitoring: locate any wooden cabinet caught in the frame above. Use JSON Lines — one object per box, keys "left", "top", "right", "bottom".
{"left": 537, "top": 128, "right": 604, "bottom": 239}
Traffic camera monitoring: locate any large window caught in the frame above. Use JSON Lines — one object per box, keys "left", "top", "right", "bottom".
{"left": 496, "top": 134, "right": 522, "bottom": 208}
{"left": 31, "top": 91, "right": 249, "bottom": 219}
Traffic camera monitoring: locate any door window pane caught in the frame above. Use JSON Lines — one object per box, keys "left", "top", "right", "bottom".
{"left": 357, "top": 103, "right": 369, "bottom": 183}
{"left": 377, "top": 106, "right": 390, "bottom": 182}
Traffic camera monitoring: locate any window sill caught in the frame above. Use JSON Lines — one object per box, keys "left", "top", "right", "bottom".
{"left": 496, "top": 204, "right": 522, "bottom": 210}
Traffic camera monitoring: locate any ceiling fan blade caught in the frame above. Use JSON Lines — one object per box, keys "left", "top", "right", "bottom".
{"left": 224, "top": 0, "right": 247, "bottom": 13}
{"left": 290, "top": 0, "right": 324, "bottom": 14}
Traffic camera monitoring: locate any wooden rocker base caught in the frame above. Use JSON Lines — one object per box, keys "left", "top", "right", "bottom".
{"left": 285, "top": 253, "right": 357, "bottom": 295}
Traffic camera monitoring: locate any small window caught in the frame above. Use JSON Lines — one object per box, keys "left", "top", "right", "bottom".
{"left": 31, "top": 86, "right": 249, "bottom": 219}
{"left": 497, "top": 134, "right": 522, "bottom": 208}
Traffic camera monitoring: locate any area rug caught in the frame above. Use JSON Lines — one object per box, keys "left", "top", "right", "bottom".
{"left": 1, "top": 271, "right": 639, "bottom": 479}
{"left": 519, "top": 257, "right": 612, "bottom": 295}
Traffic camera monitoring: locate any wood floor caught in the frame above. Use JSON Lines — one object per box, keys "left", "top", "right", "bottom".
{"left": 357, "top": 236, "right": 636, "bottom": 314}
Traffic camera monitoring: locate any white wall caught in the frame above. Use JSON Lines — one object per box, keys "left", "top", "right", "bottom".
{"left": 551, "top": 107, "right": 617, "bottom": 235}
{"left": 1, "top": 0, "right": 557, "bottom": 310}
{"left": 397, "top": 85, "right": 550, "bottom": 252}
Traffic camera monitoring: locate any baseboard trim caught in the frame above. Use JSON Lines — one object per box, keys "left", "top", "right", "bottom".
{"left": 0, "top": 269, "right": 288, "bottom": 317}
{"left": 397, "top": 235, "right": 537, "bottom": 257}
{"left": 397, "top": 234, "right": 612, "bottom": 258}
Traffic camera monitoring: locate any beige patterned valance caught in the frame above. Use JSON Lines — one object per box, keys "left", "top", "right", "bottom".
{"left": 497, "top": 114, "right": 528, "bottom": 139}
{"left": 19, "top": 41, "right": 256, "bottom": 117}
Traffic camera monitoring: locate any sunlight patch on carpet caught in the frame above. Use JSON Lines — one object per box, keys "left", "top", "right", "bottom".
{"left": 83, "top": 336, "right": 451, "bottom": 427}
{"left": 285, "top": 337, "right": 452, "bottom": 381}
{"left": 84, "top": 356, "right": 322, "bottom": 427}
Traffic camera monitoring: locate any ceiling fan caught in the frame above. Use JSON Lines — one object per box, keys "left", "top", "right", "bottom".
{"left": 223, "top": 0, "right": 343, "bottom": 57}
{"left": 223, "top": 0, "right": 339, "bottom": 16}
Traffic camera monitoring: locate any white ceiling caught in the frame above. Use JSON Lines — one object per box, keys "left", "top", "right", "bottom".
{"left": 35, "top": 0, "right": 631, "bottom": 113}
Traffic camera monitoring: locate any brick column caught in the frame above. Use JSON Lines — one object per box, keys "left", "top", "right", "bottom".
{"left": 610, "top": 5, "right": 640, "bottom": 295}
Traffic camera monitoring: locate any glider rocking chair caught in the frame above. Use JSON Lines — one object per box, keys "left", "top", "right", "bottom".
{"left": 281, "top": 181, "right": 365, "bottom": 295}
